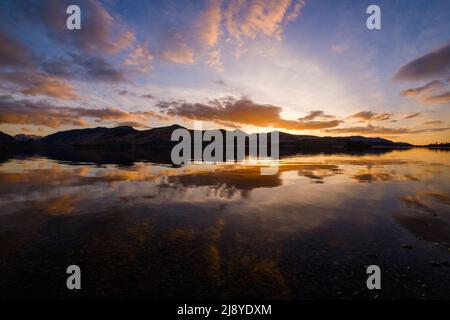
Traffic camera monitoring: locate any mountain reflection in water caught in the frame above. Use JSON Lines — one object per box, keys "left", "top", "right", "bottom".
{"left": 0, "top": 148, "right": 449, "bottom": 299}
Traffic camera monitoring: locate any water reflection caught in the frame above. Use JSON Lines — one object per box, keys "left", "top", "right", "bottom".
{"left": 0, "top": 148, "right": 449, "bottom": 299}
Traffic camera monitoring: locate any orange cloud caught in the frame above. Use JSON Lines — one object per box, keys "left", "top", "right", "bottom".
{"left": 161, "top": 35, "right": 196, "bottom": 65}
{"left": 160, "top": 0, "right": 305, "bottom": 68}
{"left": 225, "top": 0, "right": 304, "bottom": 40}
{"left": 0, "top": 95, "right": 160, "bottom": 128}
{"left": 160, "top": 0, "right": 222, "bottom": 67}
{"left": 424, "top": 120, "right": 443, "bottom": 125}
{"left": 400, "top": 80, "right": 444, "bottom": 97}
{"left": 197, "top": 0, "right": 222, "bottom": 47}
{"left": 419, "top": 90, "right": 450, "bottom": 105}
{"left": 0, "top": 72, "right": 80, "bottom": 100}
{"left": 349, "top": 111, "right": 394, "bottom": 122}
{"left": 157, "top": 97, "right": 340, "bottom": 130}
{"left": 124, "top": 44, "right": 154, "bottom": 72}
{"left": 323, "top": 124, "right": 450, "bottom": 135}
{"left": 0, "top": 104, "right": 88, "bottom": 128}
{"left": 21, "top": 79, "right": 79, "bottom": 101}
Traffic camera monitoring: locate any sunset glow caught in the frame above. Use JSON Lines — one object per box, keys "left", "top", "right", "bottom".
{"left": 1, "top": 0, "right": 449, "bottom": 145}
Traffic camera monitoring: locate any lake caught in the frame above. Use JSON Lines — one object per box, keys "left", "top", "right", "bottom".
{"left": 0, "top": 148, "right": 449, "bottom": 299}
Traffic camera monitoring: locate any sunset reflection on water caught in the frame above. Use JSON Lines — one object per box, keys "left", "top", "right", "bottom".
{"left": 0, "top": 148, "right": 449, "bottom": 299}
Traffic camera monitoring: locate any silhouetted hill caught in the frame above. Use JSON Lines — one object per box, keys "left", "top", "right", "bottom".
{"left": 14, "top": 134, "right": 42, "bottom": 142}
{"left": 423, "top": 142, "right": 450, "bottom": 148}
{"left": 0, "top": 131, "right": 16, "bottom": 144}
{"left": 7, "top": 125, "right": 413, "bottom": 148}
{"left": 37, "top": 125, "right": 186, "bottom": 147}
{"left": 274, "top": 132, "right": 411, "bottom": 148}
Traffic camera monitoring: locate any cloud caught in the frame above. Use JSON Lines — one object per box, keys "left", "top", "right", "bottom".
{"left": 196, "top": 0, "right": 222, "bottom": 47}
{"left": 213, "top": 79, "right": 227, "bottom": 86}
{"left": 324, "top": 124, "right": 409, "bottom": 135}
{"left": 205, "top": 49, "right": 223, "bottom": 71}
{"left": 394, "top": 44, "right": 450, "bottom": 81}
{"left": 123, "top": 45, "right": 154, "bottom": 72}
{"left": 404, "top": 112, "right": 421, "bottom": 119}
{"left": 161, "top": 34, "right": 196, "bottom": 65}
{"left": 299, "top": 110, "right": 335, "bottom": 121}
{"left": 116, "top": 90, "right": 155, "bottom": 99}
{"left": 160, "top": 0, "right": 305, "bottom": 67}
{"left": 36, "top": 53, "right": 127, "bottom": 82}
{"left": 419, "top": 90, "right": 450, "bottom": 105}
{"left": 224, "top": 0, "right": 304, "bottom": 40}
{"left": 67, "top": 53, "right": 126, "bottom": 82}
{"left": 323, "top": 124, "right": 450, "bottom": 135}
{"left": 1, "top": 0, "right": 160, "bottom": 99}
{"left": 43, "top": 0, "right": 135, "bottom": 54}
{"left": 21, "top": 81, "right": 79, "bottom": 101}
{"left": 160, "top": 0, "right": 221, "bottom": 66}
{"left": 0, "top": 72, "right": 80, "bottom": 100}
{"left": 286, "top": 0, "right": 305, "bottom": 22}
{"left": 156, "top": 97, "right": 340, "bottom": 130}
{"left": 0, "top": 95, "right": 87, "bottom": 128}
{"left": 2, "top": 0, "right": 149, "bottom": 87}
{"left": 161, "top": 0, "right": 223, "bottom": 66}
{"left": 114, "top": 121, "right": 151, "bottom": 128}
{"left": 400, "top": 80, "right": 444, "bottom": 97}
{"left": 0, "top": 30, "right": 33, "bottom": 68}
{"left": 331, "top": 43, "right": 350, "bottom": 54}
{"left": 349, "top": 111, "right": 393, "bottom": 122}
{"left": 0, "top": 95, "right": 159, "bottom": 128}
{"left": 424, "top": 120, "right": 443, "bottom": 125}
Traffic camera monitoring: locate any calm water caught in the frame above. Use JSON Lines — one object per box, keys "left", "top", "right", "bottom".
{"left": 0, "top": 148, "right": 449, "bottom": 299}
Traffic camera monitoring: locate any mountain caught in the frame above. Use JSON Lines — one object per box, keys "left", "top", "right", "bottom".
{"left": 14, "top": 134, "right": 42, "bottom": 142}
{"left": 274, "top": 132, "right": 411, "bottom": 147}
{"left": 422, "top": 142, "right": 450, "bottom": 148}
{"left": 347, "top": 136, "right": 412, "bottom": 147}
{"left": 31, "top": 125, "right": 412, "bottom": 148}
{"left": 0, "top": 131, "right": 16, "bottom": 144}
{"left": 37, "top": 124, "right": 185, "bottom": 147}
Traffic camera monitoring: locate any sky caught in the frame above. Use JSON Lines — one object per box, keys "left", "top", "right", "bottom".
{"left": 0, "top": 0, "right": 449, "bottom": 144}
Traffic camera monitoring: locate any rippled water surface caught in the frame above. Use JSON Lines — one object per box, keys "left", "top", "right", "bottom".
{"left": 0, "top": 148, "right": 449, "bottom": 299}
